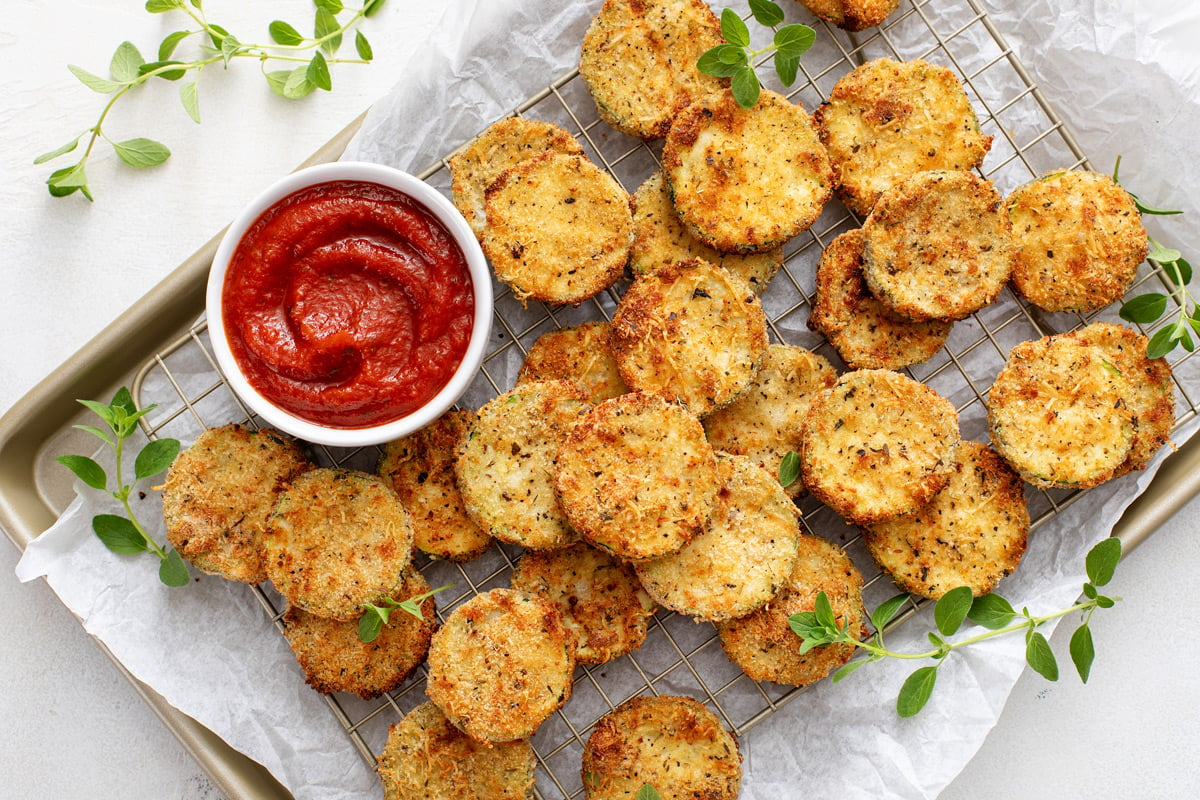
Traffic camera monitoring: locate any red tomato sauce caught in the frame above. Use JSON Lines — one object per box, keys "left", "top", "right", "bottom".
{"left": 221, "top": 180, "right": 475, "bottom": 428}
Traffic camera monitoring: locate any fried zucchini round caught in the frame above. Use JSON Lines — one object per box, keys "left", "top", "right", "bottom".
{"left": 378, "top": 701, "right": 536, "bottom": 800}
{"left": 663, "top": 89, "right": 834, "bottom": 253}
{"left": 482, "top": 152, "right": 633, "bottom": 306}
{"left": 281, "top": 564, "right": 436, "bottom": 699}
{"left": 635, "top": 454, "right": 801, "bottom": 623}
{"left": 702, "top": 343, "right": 838, "bottom": 497}
{"left": 863, "top": 441, "right": 1029, "bottom": 599}
{"left": 809, "top": 228, "right": 952, "bottom": 369}
{"left": 516, "top": 321, "right": 629, "bottom": 405}
{"left": 455, "top": 380, "right": 592, "bottom": 550}
{"left": 581, "top": 694, "right": 742, "bottom": 800}
{"left": 510, "top": 542, "right": 656, "bottom": 664}
{"left": 629, "top": 171, "right": 784, "bottom": 294}
{"left": 263, "top": 468, "right": 413, "bottom": 620}
{"left": 555, "top": 391, "right": 720, "bottom": 562}
{"left": 814, "top": 57, "right": 992, "bottom": 217}
{"left": 579, "top": 0, "right": 726, "bottom": 140}
{"left": 609, "top": 258, "right": 769, "bottom": 417}
{"left": 163, "top": 423, "right": 310, "bottom": 584}
{"left": 800, "top": 369, "right": 961, "bottom": 524}
{"left": 716, "top": 532, "right": 865, "bottom": 686}
{"left": 378, "top": 409, "right": 492, "bottom": 562}
{"left": 796, "top": 0, "right": 900, "bottom": 31}
{"left": 425, "top": 588, "right": 576, "bottom": 743}
{"left": 862, "top": 169, "right": 1014, "bottom": 321}
{"left": 447, "top": 116, "right": 584, "bottom": 239}
{"left": 1068, "top": 321, "right": 1174, "bottom": 476}
{"left": 1007, "top": 169, "right": 1149, "bottom": 313}
{"left": 986, "top": 333, "right": 1136, "bottom": 489}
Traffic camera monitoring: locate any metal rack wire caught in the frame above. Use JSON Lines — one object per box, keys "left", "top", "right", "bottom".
{"left": 131, "top": 0, "right": 1200, "bottom": 797}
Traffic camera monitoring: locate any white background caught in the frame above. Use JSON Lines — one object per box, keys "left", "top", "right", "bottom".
{"left": 2, "top": 0, "right": 1198, "bottom": 798}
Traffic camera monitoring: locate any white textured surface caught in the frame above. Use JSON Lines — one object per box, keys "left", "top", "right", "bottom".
{"left": 2, "top": 0, "right": 1198, "bottom": 798}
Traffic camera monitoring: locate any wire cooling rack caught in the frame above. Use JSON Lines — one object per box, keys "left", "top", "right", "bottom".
{"left": 131, "top": 0, "right": 1200, "bottom": 797}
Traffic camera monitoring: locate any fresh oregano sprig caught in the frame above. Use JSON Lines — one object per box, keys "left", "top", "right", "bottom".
{"left": 1112, "top": 156, "right": 1197, "bottom": 358}
{"left": 36, "top": 0, "right": 386, "bottom": 201}
{"left": 697, "top": 0, "right": 815, "bottom": 109}
{"left": 357, "top": 582, "right": 455, "bottom": 643}
{"left": 789, "top": 537, "right": 1123, "bottom": 717}
{"left": 56, "top": 387, "right": 188, "bottom": 587}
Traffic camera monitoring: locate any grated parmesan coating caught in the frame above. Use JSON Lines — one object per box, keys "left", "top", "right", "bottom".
{"left": 795, "top": 0, "right": 901, "bottom": 31}
{"left": 516, "top": 321, "right": 629, "bottom": 405}
{"left": 864, "top": 441, "right": 1030, "bottom": 599}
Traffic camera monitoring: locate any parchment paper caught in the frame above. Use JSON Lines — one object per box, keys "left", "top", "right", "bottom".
{"left": 18, "top": 0, "right": 1200, "bottom": 798}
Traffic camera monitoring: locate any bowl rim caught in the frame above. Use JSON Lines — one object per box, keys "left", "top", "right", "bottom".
{"left": 205, "top": 160, "right": 493, "bottom": 448}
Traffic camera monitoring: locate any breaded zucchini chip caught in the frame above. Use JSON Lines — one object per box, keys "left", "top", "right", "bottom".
{"left": 809, "top": 228, "right": 952, "bottom": 369}
{"left": 447, "top": 116, "right": 584, "bottom": 239}
{"left": 630, "top": 171, "right": 784, "bottom": 294}
{"left": 378, "top": 409, "right": 492, "bottom": 562}
{"left": 482, "top": 152, "right": 632, "bottom": 306}
{"left": 425, "top": 588, "right": 576, "bottom": 743}
{"left": 555, "top": 391, "right": 720, "bottom": 562}
{"left": 579, "top": 0, "right": 726, "bottom": 140}
{"left": 815, "top": 57, "right": 992, "bottom": 217}
{"left": 163, "top": 423, "right": 310, "bottom": 584}
{"left": 281, "top": 564, "right": 436, "bottom": 699}
{"left": 664, "top": 89, "right": 833, "bottom": 253}
{"left": 455, "top": 380, "right": 592, "bottom": 551}
{"left": 801, "top": 369, "right": 961, "bottom": 524}
{"left": 609, "top": 258, "right": 768, "bottom": 417}
{"left": 862, "top": 169, "right": 1014, "bottom": 321}
{"left": 510, "top": 542, "right": 657, "bottom": 664}
{"left": 378, "top": 701, "right": 535, "bottom": 800}
{"left": 263, "top": 468, "right": 413, "bottom": 620}
{"left": 1068, "top": 321, "right": 1174, "bottom": 476}
{"left": 581, "top": 695, "right": 742, "bottom": 800}
{"left": 1007, "top": 169, "right": 1149, "bottom": 313}
{"left": 863, "top": 441, "right": 1030, "bottom": 599}
{"left": 796, "top": 0, "right": 900, "bottom": 31}
{"left": 516, "top": 321, "right": 629, "bottom": 405}
{"left": 986, "top": 333, "right": 1136, "bottom": 490}
{"left": 702, "top": 343, "right": 838, "bottom": 497}
{"left": 717, "top": 532, "right": 865, "bottom": 686}
{"left": 635, "top": 454, "right": 801, "bottom": 623}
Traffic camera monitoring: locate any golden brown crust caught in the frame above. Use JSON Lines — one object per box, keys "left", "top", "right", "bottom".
{"left": 378, "top": 701, "right": 536, "bottom": 800}
{"left": 482, "top": 152, "right": 633, "bottom": 306}
{"left": 516, "top": 321, "right": 629, "bottom": 405}
{"left": 635, "top": 454, "right": 801, "bottom": 623}
{"left": 554, "top": 391, "right": 720, "bottom": 562}
{"left": 609, "top": 258, "right": 769, "bottom": 417}
{"left": 814, "top": 58, "right": 992, "bottom": 217}
{"left": 162, "top": 423, "right": 310, "bottom": 584}
{"left": 377, "top": 409, "right": 492, "bottom": 562}
{"left": 863, "top": 441, "right": 1030, "bottom": 599}
{"left": 986, "top": 333, "right": 1136, "bottom": 489}
{"left": 630, "top": 171, "right": 784, "bottom": 294}
{"left": 861, "top": 169, "right": 1014, "bottom": 321}
{"left": 1007, "top": 169, "right": 1149, "bottom": 313}
{"left": 663, "top": 89, "right": 834, "bottom": 253}
{"left": 579, "top": 0, "right": 726, "bottom": 139}
{"left": 800, "top": 369, "right": 961, "bottom": 524}
{"left": 447, "top": 116, "right": 584, "bottom": 239}
{"left": 809, "top": 228, "right": 952, "bottom": 369}
{"left": 425, "top": 588, "right": 576, "bottom": 743}
{"left": 510, "top": 542, "right": 656, "bottom": 664}
{"left": 455, "top": 380, "right": 592, "bottom": 550}
{"left": 581, "top": 695, "right": 742, "bottom": 799}
{"left": 716, "top": 533, "right": 865, "bottom": 686}
{"left": 263, "top": 468, "right": 413, "bottom": 621}
{"left": 795, "top": 0, "right": 901, "bottom": 31}
{"left": 281, "top": 565, "right": 436, "bottom": 699}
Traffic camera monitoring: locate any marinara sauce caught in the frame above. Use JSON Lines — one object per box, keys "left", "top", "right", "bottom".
{"left": 222, "top": 180, "right": 475, "bottom": 428}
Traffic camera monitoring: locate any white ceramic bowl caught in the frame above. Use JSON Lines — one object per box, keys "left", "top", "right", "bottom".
{"left": 206, "top": 161, "right": 492, "bottom": 447}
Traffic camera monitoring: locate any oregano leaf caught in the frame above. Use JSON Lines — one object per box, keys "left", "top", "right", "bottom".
{"left": 159, "top": 548, "right": 191, "bottom": 587}
{"left": 1119, "top": 293, "right": 1168, "bottom": 325}
{"left": 1025, "top": 632, "right": 1059, "bottom": 681}
{"left": 34, "top": 137, "right": 81, "bottom": 166}
{"left": 1070, "top": 624, "right": 1095, "bottom": 683}
{"left": 1146, "top": 326, "right": 1177, "bottom": 359}
{"left": 967, "top": 592, "right": 1016, "bottom": 629}
{"left": 774, "top": 52, "right": 799, "bottom": 87}
{"left": 748, "top": 0, "right": 785, "bottom": 27}
{"left": 831, "top": 658, "right": 869, "bottom": 683}
{"left": 364, "top": 0, "right": 386, "bottom": 17}
{"left": 315, "top": 0, "right": 345, "bottom": 12}
{"left": 357, "top": 607, "right": 385, "bottom": 643}
{"left": 158, "top": 30, "right": 190, "bottom": 60}
{"left": 56, "top": 454, "right": 107, "bottom": 491}
{"left": 897, "top": 666, "right": 938, "bottom": 717}
{"left": 731, "top": 65, "right": 760, "bottom": 109}
{"left": 135, "top": 437, "right": 181, "bottom": 480}
{"left": 93, "top": 514, "right": 149, "bottom": 554}
{"left": 68, "top": 65, "right": 124, "bottom": 94}
{"left": 1085, "top": 537, "right": 1121, "bottom": 587}
{"left": 774, "top": 24, "right": 815, "bottom": 58}
{"left": 269, "top": 20, "right": 304, "bottom": 46}
{"left": 934, "top": 586, "right": 974, "bottom": 636}
{"left": 180, "top": 80, "right": 201, "bottom": 123}
{"left": 145, "top": 0, "right": 185, "bottom": 12}
{"left": 110, "top": 41, "right": 146, "bottom": 83}
{"left": 635, "top": 784, "right": 663, "bottom": 800}
{"left": 720, "top": 8, "right": 751, "bottom": 48}
{"left": 282, "top": 66, "right": 316, "bottom": 99}
{"left": 778, "top": 450, "right": 800, "bottom": 488}
{"left": 315, "top": 8, "right": 342, "bottom": 55}
{"left": 307, "top": 51, "right": 332, "bottom": 91}
{"left": 870, "top": 594, "right": 909, "bottom": 632}
{"left": 113, "top": 138, "right": 172, "bottom": 169}
{"left": 354, "top": 30, "right": 373, "bottom": 61}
